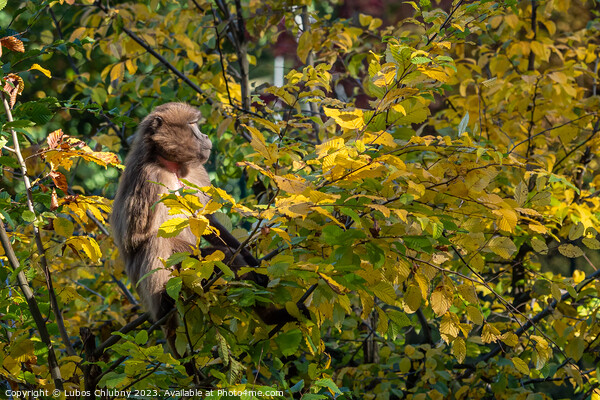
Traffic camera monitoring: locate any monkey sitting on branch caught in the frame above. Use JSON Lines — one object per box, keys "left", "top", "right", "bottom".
{"left": 111, "top": 103, "right": 302, "bottom": 345}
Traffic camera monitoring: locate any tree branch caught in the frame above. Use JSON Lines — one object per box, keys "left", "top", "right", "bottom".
{"left": 93, "top": 312, "right": 150, "bottom": 358}
{"left": 1, "top": 92, "right": 76, "bottom": 357}
{"left": 93, "top": 1, "right": 213, "bottom": 106}
{"left": 0, "top": 222, "right": 64, "bottom": 390}
{"left": 478, "top": 268, "right": 600, "bottom": 365}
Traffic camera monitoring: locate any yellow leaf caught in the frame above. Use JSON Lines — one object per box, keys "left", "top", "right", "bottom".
{"left": 273, "top": 174, "right": 308, "bottom": 194}
{"left": 457, "top": 284, "right": 477, "bottom": 304}
{"left": 551, "top": 282, "right": 562, "bottom": 302}
{"left": 58, "top": 286, "right": 84, "bottom": 304}
{"left": 514, "top": 181, "right": 528, "bottom": 206}
{"left": 270, "top": 227, "right": 291, "bottom": 245}
{"left": 414, "top": 273, "right": 429, "bottom": 299}
{"left": 318, "top": 272, "right": 348, "bottom": 295}
{"left": 391, "top": 103, "right": 406, "bottom": 115}
{"left": 451, "top": 22, "right": 464, "bottom": 32}
{"left": 582, "top": 237, "right": 600, "bottom": 249}
{"left": 511, "top": 357, "right": 530, "bottom": 375}
{"left": 243, "top": 124, "right": 278, "bottom": 166}
{"left": 486, "top": 236, "right": 517, "bottom": 259}
{"left": 371, "top": 281, "right": 396, "bottom": 304}
{"left": 364, "top": 131, "right": 398, "bottom": 148}
{"left": 2, "top": 355, "right": 21, "bottom": 376}
{"left": 323, "top": 107, "right": 365, "bottom": 130}
{"left": 297, "top": 31, "right": 312, "bottom": 64}
{"left": 189, "top": 216, "right": 208, "bottom": 240}
{"left": 313, "top": 206, "right": 344, "bottom": 228}
{"left": 502, "top": 332, "right": 519, "bottom": 347}
{"left": 316, "top": 137, "right": 345, "bottom": 158}
{"left": 372, "top": 63, "right": 397, "bottom": 87}
{"left": 481, "top": 324, "right": 501, "bottom": 344}
{"left": 110, "top": 62, "right": 124, "bottom": 82}
{"left": 11, "top": 339, "right": 35, "bottom": 363}
{"left": 573, "top": 269, "right": 585, "bottom": 284}
{"left": 376, "top": 306, "right": 388, "bottom": 335}
{"left": 452, "top": 337, "right": 466, "bottom": 363}
{"left": 403, "top": 284, "right": 421, "bottom": 314}
{"left": 366, "top": 203, "right": 390, "bottom": 217}
{"left": 439, "top": 313, "right": 460, "bottom": 341}
{"left": 66, "top": 236, "right": 102, "bottom": 263}
{"left": 60, "top": 361, "right": 77, "bottom": 380}
{"left": 466, "top": 305, "right": 483, "bottom": 325}
{"left": 492, "top": 208, "right": 518, "bottom": 233}
{"left": 419, "top": 66, "right": 452, "bottom": 82}
{"left": 430, "top": 285, "right": 452, "bottom": 317}
{"left": 528, "top": 222, "right": 547, "bottom": 234}
{"left": 158, "top": 217, "right": 189, "bottom": 238}
{"left": 30, "top": 63, "right": 51, "bottom": 78}
{"left": 358, "top": 13, "right": 372, "bottom": 26}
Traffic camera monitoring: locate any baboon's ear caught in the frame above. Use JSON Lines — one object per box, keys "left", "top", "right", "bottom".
{"left": 149, "top": 115, "right": 163, "bottom": 133}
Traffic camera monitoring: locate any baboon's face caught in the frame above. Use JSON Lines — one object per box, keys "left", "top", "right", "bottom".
{"left": 146, "top": 103, "right": 212, "bottom": 164}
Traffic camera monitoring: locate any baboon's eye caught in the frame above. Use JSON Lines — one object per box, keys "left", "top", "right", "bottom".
{"left": 189, "top": 121, "right": 203, "bottom": 140}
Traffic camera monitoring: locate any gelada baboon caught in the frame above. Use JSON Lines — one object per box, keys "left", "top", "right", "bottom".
{"left": 111, "top": 103, "right": 296, "bottom": 330}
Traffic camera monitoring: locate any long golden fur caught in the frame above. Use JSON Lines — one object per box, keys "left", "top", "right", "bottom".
{"left": 112, "top": 102, "right": 302, "bottom": 338}
{"left": 111, "top": 102, "right": 212, "bottom": 320}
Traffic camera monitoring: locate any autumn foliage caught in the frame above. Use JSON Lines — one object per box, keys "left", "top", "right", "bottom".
{"left": 1, "top": 0, "right": 600, "bottom": 399}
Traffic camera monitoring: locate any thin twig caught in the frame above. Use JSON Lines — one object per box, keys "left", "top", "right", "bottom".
{"left": 426, "top": 0, "right": 465, "bottom": 46}
{"left": 552, "top": 118, "right": 600, "bottom": 172}
{"left": 93, "top": 312, "right": 150, "bottom": 357}
{"left": 476, "top": 268, "right": 600, "bottom": 367}
{"left": 48, "top": 6, "right": 80, "bottom": 74}
{"left": 508, "top": 113, "right": 597, "bottom": 154}
{"left": 525, "top": 77, "right": 541, "bottom": 159}
{"left": 300, "top": 6, "right": 321, "bottom": 144}
{"left": 93, "top": 1, "right": 213, "bottom": 106}
{"left": 111, "top": 274, "right": 138, "bottom": 306}
{"left": 0, "top": 223, "right": 64, "bottom": 389}
{"left": 1, "top": 93, "right": 76, "bottom": 356}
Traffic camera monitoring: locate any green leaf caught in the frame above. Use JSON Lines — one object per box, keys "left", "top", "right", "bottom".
{"left": 558, "top": 244, "right": 583, "bottom": 258}
{"left": 366, "top": 241, "right": 385, "bottom": 268}
{"left": 411, "top": 56, "right": 432, "bottom": 64}
{"left": 568, "top": 222, "right": 584, "bottom": 241}
{"left": 531, "top": 238, "right": 548, "bottom": 255}
{"left": 289, "top": 379, "right": 305, "bottom": 393}
{"left": 388, "top": 309, "right": 411, "bottom": 328}
{"left": 274, "top": 329, "right": 303, "bottom": 356}
{"left": 21, "top": 210, "right": 36, "bottom": 223}
{"left": 313, "top": 378, "right": 342, "bottom": 394}
{"left": 216, "top": 331, "right": 230, "bottom": 366}
{"left": 582, "top": 237, "right": 600, "bottom": 250}
{"left": 165, "top": 277, "right": 182, "bottom": 300}
{"left": 321, "top": 225, "right": 365, "bottom": 246}
{"left": 54, "top": 217, "right": 74, "bottom": 237}
{"left": 134, "top": 330, "right": 148, "bottom": 345}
